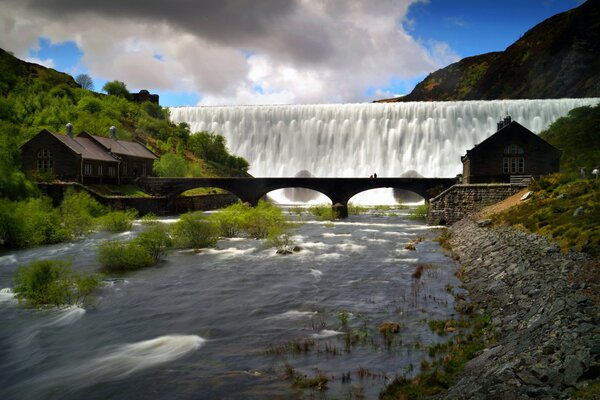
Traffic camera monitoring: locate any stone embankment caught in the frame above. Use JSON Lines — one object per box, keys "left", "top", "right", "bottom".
{"left": 444, "top": 218, "right": 599, "bottom": 399}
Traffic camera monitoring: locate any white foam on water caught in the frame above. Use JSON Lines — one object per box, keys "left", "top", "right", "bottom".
{"left": 0, "top": 254, "right": 17, "bottom": 265}
{"left": 0, "top": 287, "right": 16, "bottom": 303}
{"left": 44, "top": 306, "right": 86, "bottom": 327}
{"left": 309, "top": 268, "right": 324, "bottom": 279}
{"left": 31, "top": 334, "right": 205, "bottom": 391}
{"left": 315, "top": 253, "right": 343, "bottom": 261}
{"left": 301, "top": 241, "right": 331, "bottom": 250}
{"left": 312, "top": 329, "right": 345, "bottom": 339}
{"left": 266, "top": 310, "right": 318, "bottom": 320}
{"left": 337, "top": 242, "right": 367, "bottom": 253}
{"left": 359, "top": 229, "right": 380, "bottom": 232}
{"left": 321, "top": 232, "right": 352, "bottom": 237}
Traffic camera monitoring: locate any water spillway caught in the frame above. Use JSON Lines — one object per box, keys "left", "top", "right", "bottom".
{"left": 170, "top": 98, "right": 599, "bottom": 202}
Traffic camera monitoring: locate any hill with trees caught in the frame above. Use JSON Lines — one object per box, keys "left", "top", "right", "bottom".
{"left": 377, "top": 0, "right": 600, "bottom": 102}
{"left": 0, "top": 47, "right": 249, "bottom": 201}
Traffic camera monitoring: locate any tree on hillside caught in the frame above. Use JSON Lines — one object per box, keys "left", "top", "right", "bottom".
{"left": 102, "top": 80, "right": 131, "bottom": 99}
{"left": 75, "top": 74, "right": 94, "bottom": 90}
{"left": 153, "top": 153, "right": 187, "bottom": 177}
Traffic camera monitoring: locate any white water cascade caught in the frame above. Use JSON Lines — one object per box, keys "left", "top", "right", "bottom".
{"left": 170, "top": 98, "right": 599, "bottom": 203}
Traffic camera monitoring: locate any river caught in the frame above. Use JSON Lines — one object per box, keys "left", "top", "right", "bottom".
{"left": 0, "top": 206, "right": 460, "bottom": 399}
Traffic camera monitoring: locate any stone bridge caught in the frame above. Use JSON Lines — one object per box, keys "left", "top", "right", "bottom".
{"left": 137, "top": 177, "right": 456, "bottom": 217}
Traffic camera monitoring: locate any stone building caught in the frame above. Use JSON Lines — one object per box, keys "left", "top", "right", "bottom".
{"left": 461, "top": 117, "right": 561, "bottom": 183}
{"left": 20, "top": 124, "right": 158, "bottom": 184}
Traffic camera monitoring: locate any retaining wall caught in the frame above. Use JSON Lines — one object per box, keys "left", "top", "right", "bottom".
{"left": 427, "top": 184, "right": 525, "bottom": 225}
{"left": 37, "top": 183, "right": 238, "bottom": 215}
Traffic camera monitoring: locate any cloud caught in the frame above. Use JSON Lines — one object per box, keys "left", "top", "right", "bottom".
{"left": 25, "top": 56, "right": 54, "bottom": 68}
{"left": 0, "top": 0, "right": 456, "bottom": 104}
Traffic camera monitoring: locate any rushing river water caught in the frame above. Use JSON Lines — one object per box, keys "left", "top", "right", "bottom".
{"left": 0, "top": 207, "right": 460, "bottom": 399}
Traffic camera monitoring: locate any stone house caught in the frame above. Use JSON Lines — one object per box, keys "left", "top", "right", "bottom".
{"left": 20, "top": 125, "right": 158, "bottom": 184}
{"left": 461, "top": 116, "right": 561, "bottom": 184}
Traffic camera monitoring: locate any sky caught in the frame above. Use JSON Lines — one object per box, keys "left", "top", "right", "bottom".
{"left": 0, "top": 0, "right": 585, "bottom": 107}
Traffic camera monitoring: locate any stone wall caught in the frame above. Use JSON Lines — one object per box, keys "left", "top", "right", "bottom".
{"left": 427, "top": 184, "right": 525, "bottom": 225}
{"left": 38, "top": 182, "right": 237, "bottom": 215}
{"left": 442, "top": 218, "right": 599, "bottom": 399}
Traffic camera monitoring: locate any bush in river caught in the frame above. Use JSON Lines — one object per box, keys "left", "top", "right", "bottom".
{"left": 97, "top": 209, "right": 137, "bottom": 232}
{"left": 210, "top": 201, "right": 250, "bottom": 237}
{"left": 408, "top": 204, "right": 428, "bottom": 220}
{"left": 14, "top": 259, "right": 101, "bottom": 307}
{"left": 135, "top": 224, "right": 173, "bottom": 262}
{"left": 97, "top": 240, "right": 155, "bottom": 272}
{"left": 171, "top": 211, "right": 219, "bottom": 248}
{"left": 243, "top": 200, "right": 288, "bottom": 239}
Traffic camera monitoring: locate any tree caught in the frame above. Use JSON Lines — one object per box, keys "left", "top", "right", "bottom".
{"left": 102, "top": 80, "right": 131, "bottom": 99}
{"left": 75, "top": 74, "right": 94, "bottom": 90}
{"left": 153, "top": 153, "right": 187, "bottom": 177}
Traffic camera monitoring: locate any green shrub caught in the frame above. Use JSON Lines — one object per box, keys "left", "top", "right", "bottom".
{"left": 0, "top": 197, "right": 69, "bottom": 248}
{"left": 98, "top": 209, "right": 137, "bottom": 232}
{"left": 134, "top": 224, "right": 173, "bottom": 262}
{"left": 308, "top": 204, "right": 339, "bottom": 221}
{"left": 171, "top": 212, "right": 218, "bottom": 248}
{"left": 244, "top": 201, "right": 288, "bottom": 239}
{"left": 408, "top": 204, "right": 428, "bottom": 220}
{"left": 14, "top": 259, "right": 101, "bottom": 307}
{"left": 60, "top": 188, "right": 106, "bottom": 236}
{"left": 210, "top": 201, "right": 252, "bottom": 237}
{"left": 97, "top": 240, "right": 155, "bottom": 272}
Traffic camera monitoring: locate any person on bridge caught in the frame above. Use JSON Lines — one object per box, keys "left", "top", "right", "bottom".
{"left": 373, "top": 173, "right": 378, "bottom": 178}
{"left": 369, "top": 175, "right": 373, "bottom": 179}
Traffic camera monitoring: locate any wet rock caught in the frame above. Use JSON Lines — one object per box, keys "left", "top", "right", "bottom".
{"left": 563, "top": 355, "right": 583, "bottom": 386}
{"left": 292, "top": 245, "right": 303, "bottom": 252}
{"left": 573, "top": 206, "right": 584, "bottom": 217}
{"left": 276, "top": 249, "right": 292, "bottom": 255}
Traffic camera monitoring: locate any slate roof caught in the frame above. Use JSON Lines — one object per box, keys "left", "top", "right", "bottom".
{"left": 82, "top": 132, "right": 158, "bottom": 160}
{"left": 51, "top": 132, "right": 119, "bottom": 163}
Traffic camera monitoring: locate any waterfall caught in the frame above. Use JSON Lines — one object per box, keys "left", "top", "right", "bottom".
{"left": 170, "top": 98, "right": 599, "bottom": 203}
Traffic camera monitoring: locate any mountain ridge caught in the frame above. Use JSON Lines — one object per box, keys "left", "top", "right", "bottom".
{"left": 376, "top": 0, "right": 600, "bottom": 102}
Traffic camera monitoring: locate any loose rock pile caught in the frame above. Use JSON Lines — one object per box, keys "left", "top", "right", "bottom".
{"left": 444, "top": 218, "right": 600, "bottom": 399}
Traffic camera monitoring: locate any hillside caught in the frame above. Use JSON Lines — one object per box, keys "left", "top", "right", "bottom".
{"left": 0, "top": 48, "right": 249, "bottom": 200}
{"left": 377, "top": 0, "right": 600, "bottom": 102}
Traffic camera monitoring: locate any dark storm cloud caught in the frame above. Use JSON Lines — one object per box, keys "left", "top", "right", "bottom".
{"left": 14, "top": 0, "right": 335, "bottom": 64}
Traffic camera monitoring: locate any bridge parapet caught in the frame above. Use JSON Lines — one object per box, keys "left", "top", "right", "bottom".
{"left": 138, "top": 177, "right": 457, "bottom": 217}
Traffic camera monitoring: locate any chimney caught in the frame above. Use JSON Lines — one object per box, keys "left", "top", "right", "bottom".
{"left": 504, "top": 115, "right": 512, "bottom": 125}
{"left": 109, "top": 126, "right": 117, "bottom": 140}
{"left": 497, "top": 119, "right": 504, "bottom": 131}
{"left": 66, "top": 122, "right": 73, "bottom": 138}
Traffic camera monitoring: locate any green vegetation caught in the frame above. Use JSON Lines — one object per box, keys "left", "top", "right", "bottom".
{"left": 308, "top": 204, "right": 339, "bottom": 221}
{"left": 380, "top": 313, "right": 495, "bottom": 399}
{"left": 540, "top": 104, "right": 600, "bottom": 176}
{"left": 98, "top": 240, "right": 156, "bottom": 272}
{"left": 153, "top": 153, "right": 188, "bottom": 177}
{"left": 97, "top": 209, "right": 137, "bottom": 232}
{"left": 0, "top": 48, "right": 248, "bottom": 202}
{"left": 171, "top": 212, "right": 219, "bottom": 248}
{"left": 572, "top": 377, "right": 600, "bottom": 399}
{"left": 14, "top": 260, "right": 101, "bottom": 307}
{"left": 408, "top": 204, "right": 428, "bottom": 220}
{"left": 492, "top": 174, "right": 600, "bottom": 256}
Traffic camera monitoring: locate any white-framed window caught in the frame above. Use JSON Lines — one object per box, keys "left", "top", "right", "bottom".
{"left": 98, "top": 165, "right": 103, "bottom": 176}
{"left": 37, "top": 149, "right": 53, "bottom": 172}
{"left": 503, "top": 157, "right": 525, "bottom": 174}
{"left": 109, "top": 166, "right": 116, "bottom": 177}
{"left": 84, "top": 163, "right": 92, "bottom": 175}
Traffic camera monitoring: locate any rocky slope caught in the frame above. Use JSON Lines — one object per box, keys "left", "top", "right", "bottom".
{"left": 444, "top": 218, "right": 599, "bottom": 399}
{"left": 377, "top": 1, "right": 600, "bottom": 102}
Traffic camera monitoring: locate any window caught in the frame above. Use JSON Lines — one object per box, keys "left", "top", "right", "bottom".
{"left": 122, "top": 162, "right": 128, "bottom": 176}
{"left": 503, "top": 157, "right": 524, "bottom": 174}
{"left": 504, "top": 144, "right": 524, "bottom": 155}
{"left": 84, "top": 163, "right": 92, "bottom": 175}
{"left": 142, "top": 164, "right": 147, "bottom": 177}
{"left": 98, "top": 165, "right": 103, "bottom": 176}
{"left": 109, "top": 166, "right": 116, "bottom": 177}
{"left": 37, "top": 149, "right": 53, "bottom": 172}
